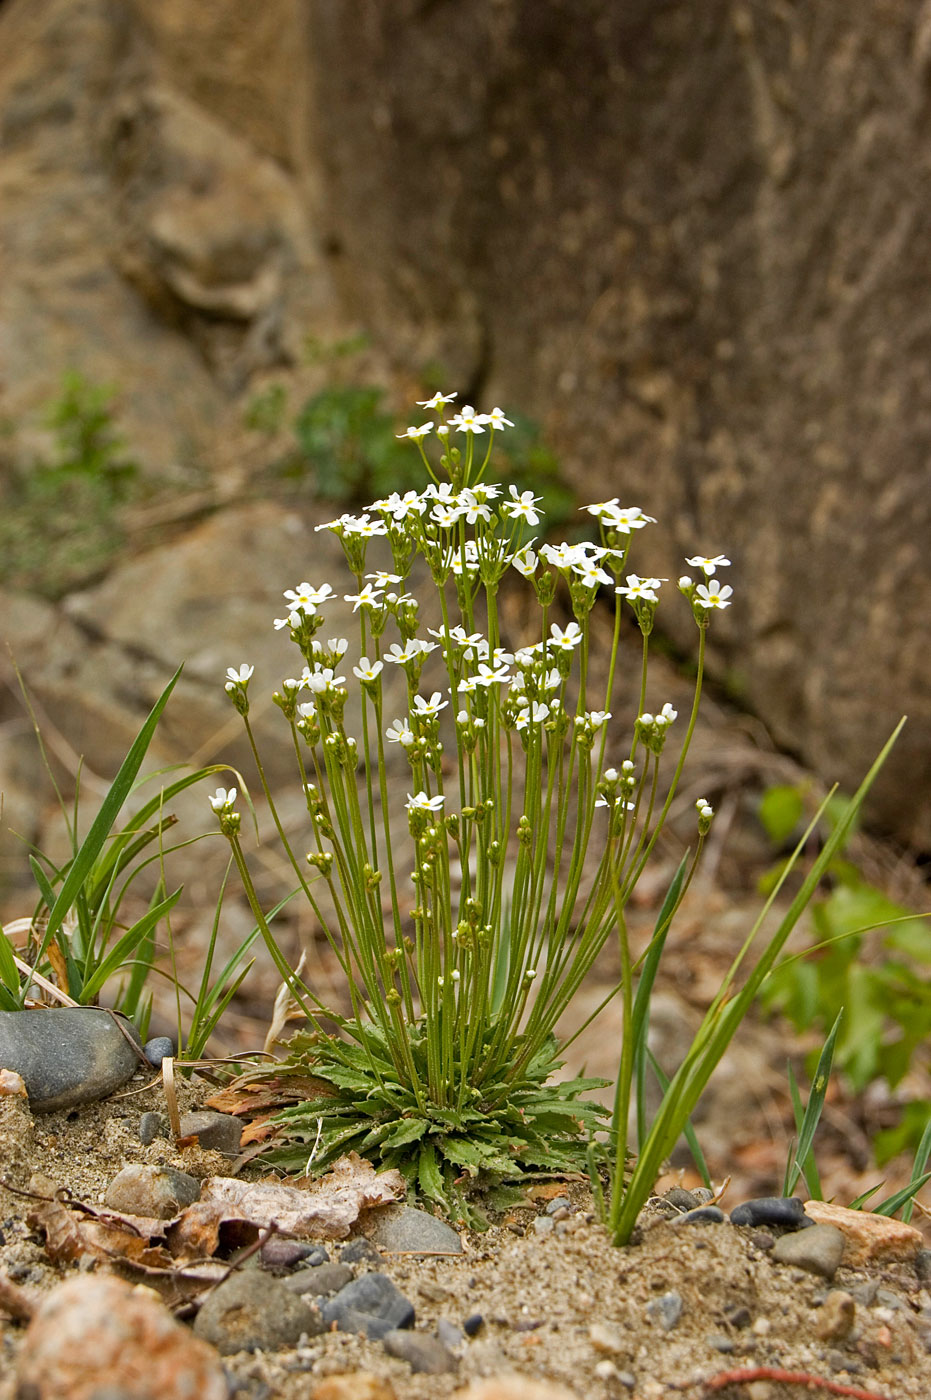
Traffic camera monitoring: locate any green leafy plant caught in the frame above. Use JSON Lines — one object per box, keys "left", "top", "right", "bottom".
{"left": 0, "top": 371, "right": 143, "bottom": 598}
{"left": 211, "top": 390, "right": 742, "bottom": 1222}
{"left": 758, "top": 782, "right": 931, "bottom": 1160}
{"left": 2, "top": 669, "right": 253, "bottom": 1055}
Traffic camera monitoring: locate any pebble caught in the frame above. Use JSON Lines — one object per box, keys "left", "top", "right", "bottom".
{"left": 104, "top": 1164, "right": 201, "bottom": 1219}
{"left": 544, "top": 1195, "right": 571, "bottom": 1215}
{"left": 0, "top": 1008, "right": 143, "bottom": 1111}
{"left": 532, "top": 1216, "right": 555, "bottom": 1237}
{"left": 310, "top": 1377, "right": 397, "bottom": 1400}
{"left": 674, "top": 1206, "right": 726, "bottom": 1226}
{"left": 339, "top": 1237, "right": 383, "bottom": 1267}
{"left": 367, "top": 1204, "right": 463, "bottom": 1255}
{"left": 284, "top": 1262, "right": 354, "bottom": 1297}
{"left": 436, "top": 1317, "right": 464, "bottom": 1347}
{"left": 261, "top": 1238, "right": 328, "bottom": 1271}
{"left": 729, "top": 1197, "right": 809, "bottom": 1230}
{"left": 804, "top": 1200, "right": 924, "bottom": 1266}
{"left": 15, "top": 1273, "right": 228, "bottom": 1399}
{"left": 707, "top": 1334, "right": 736, "bottom": 1353}
{"left": 178, "top": 1109, "right": 244, "bottom": 1154}
{"left": 917, "top": 1248, "right": 931, "bottom": 1283}
{"left": 463, "top": 1313, "right": 484, "bottom": 1336}
{"left": 589, "top": 1321, "right": 626, "bottom": 1354}
{"left": 142, "top": 1036, "right": 175, "bottom": 1067}
{"left": 816, "top": 1289, "right": 856, "bottom": 1341}
{"left": 771, "top": 1223, "right": 846, "bottom": 1279}
{"left": 193, "top": 1271, "right": 324, "bottom": 1353}
{"left": 645, "top": 1291, "right": 683, "bottom": 1331}
{"left": 320, "top": 1272, "right": 415, "bottom": 1339}
{"left": 137, "top": 1111, "right": 166, "bottom": 1145}
{"left": 382, "top": 1328, "right": 458, "bottom": 1373}
{"left": 662, "top": 1187, "right": 701, "bottom": 1212}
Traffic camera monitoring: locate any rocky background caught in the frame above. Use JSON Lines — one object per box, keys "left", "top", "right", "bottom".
{"left": 2, "top": 0, "right": 930, "bottom": 923}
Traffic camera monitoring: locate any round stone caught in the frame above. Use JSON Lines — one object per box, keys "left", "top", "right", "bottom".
{"left": 0, "top": 1008, "right": 142, "bottom": 1112}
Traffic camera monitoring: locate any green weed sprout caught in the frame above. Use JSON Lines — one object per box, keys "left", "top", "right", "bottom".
{"left": 213, "top": 392, "right": 735, "bottom": 1221}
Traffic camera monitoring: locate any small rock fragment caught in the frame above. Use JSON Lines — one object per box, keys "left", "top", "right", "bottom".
{"left": 645, "top": 1291, "right": 683, "bottom": 1331}
{"left": 544, "top": 1196, "right": 572, "bottom": 1215}
{"left": 803, "top": 1200, "right": 924, "bottom": 1266}
{"left": 193, "top": 1271, "right": 324, "bottom": 1353}
{"left": 367, "top": 1204, "right": 462, "bottom": 1254}
{"left": 662, "top": 1187, "right": 701, "bottom": 1212}
{"left": 321, "top": 1272, "right": 415, "bottom": 1339}
{"left": 142, "top": 1036, "right": 175, "bottom": 1067}
{"left": 463, "top": 1313, "right": 484, "bottom": 1336}
{"left": 284, "top": 1262, "right": 354, "bottom": 1297}
{"left": 453, "top": 1381, "right": 581, "bottom": 1400}
{"left": 382, "top": 1328, "right": 458, "bottom": 1373}
{"left": 15, "top": 1274, "right": 228, "bottom": 1399}
{"left": 816, "top": 1290, "right": 856, "bottom": 1342}
{"left": 0, "top": 1069, "right": 27, "bottom": 1097}
{"left": 178, "top": 1109, "right": 243, "bottom": 1154}
{"left": 532, "top": 1216, "right": 554, "bottom": 1237}
{"left": 310, "top": 1375, "right": 397, "bottom": 1400}
{"left": 0, "top": 1008, "right": 143, "bottom": 1111}
{"left": 916, "top": 1248, "right": 931, "bottom": 1283}
{"left": 339, "top": 1236, "right": 382, "bottom": 1267}
{"left": 105, "top": 1164, "right": 201, "bottom": 1219}
{"left": 729, "top": 1197, "right": 808, "bottom": 1230}
{"left": 589, "top": 1322, "right": 626, "bottom": 1354}
{"left": 261, "top": 1237, "right": 327, "bottom": 1271}
{"left": 675, "top": 1206, "right": 726, "bottom": 1226}
{"left": 137, "top": 1111, "right": 165, "bottom": 1145}
{"left": 771, "top": 1224, "right": 846, "bottom": 1279}
{"left": 437, "top": 1317, "right": 464, "bottom": 1347}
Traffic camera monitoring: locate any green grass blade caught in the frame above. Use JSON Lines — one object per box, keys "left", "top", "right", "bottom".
{"left": 785, "top": 1010, "right": 842, "bottom": 1198}
{"left": 646, "top": 1046, "right": 711, "bottom": 1188}
{"left": 894, "top": 1111, "right": 931, "bottom": 1225}
{"left": 38, "top": 667, "right": 182, "bottom": 956}
{"left": 78, "top": 888, "right": 182, "bottom": 1002}
{"left": 873, "top": 1172, "right": 931, "bottom": 1219}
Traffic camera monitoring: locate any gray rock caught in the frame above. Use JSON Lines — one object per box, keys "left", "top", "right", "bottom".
{"left": 436, "top": 1317, "right": 464, "bottom": 1347}
{"left": 674, "top": 1206, "right": 726, "bottom": 1226}
{"left": 544, "top": 1195, "right": 572, "bottom": 1215}
{"left": 531, "top": 1216, "right": 555, "bottom": 1237}
{"left": 366, "top": 1204, "right": 462, "bottom": 1255}
{"left": 645, "top": 1292, "right": 683, "bottom": 1331}
{"left": 283, "top": 1262, "right": 354, "bottom": 1297}
{"left": 260, "top": 1237, "right": 327, "bottom": 1272}
{"left": 137, "top": 1111, "right": 166, "bottom": 1145}
{"left": 193, "top": 1272, "right": 324, "bottom": 1354}
{"left": 382, "top": 1329, "right": 458, "bottom": 1373}
{"left": 463, "top": 1313, "right": 484, "bottom": 1336}
{"left": 339, "top": 1236, "right": 382, "bottom": 1267}
{"left": 105, "top": 1164, "right": 201, "bottom": 1219}
{"left": 730, "top": 1197, "right": 809, "bottom": 1230}
{"left": 179, "top": 1110, "right": 243, "bottom": 1154}
{"left": 320, "top": 1272, "right": 415, "bottom": 1339}
{"left": 142, "top": 1036, "right": 175, "bottom": 1067}
{"left": 0, "top": 1008, "right": 142, "bottom": 1112}
{"left": 661, "top": 1187, "right": 701, "bottom": 1212}
{"left": 916, "top": 1249, "right": 931, "bottom": 1284}
{"left": 771, "top": 1224, "right": 846, "bottom": 1279}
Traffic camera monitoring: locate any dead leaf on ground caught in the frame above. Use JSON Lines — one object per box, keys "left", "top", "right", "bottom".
{"left": 205, "top": 1073, "right": 334, "bottom": 1118}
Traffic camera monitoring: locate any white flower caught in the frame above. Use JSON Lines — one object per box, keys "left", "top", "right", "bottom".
{"left": 344, "top": 584, "right": 383, "bottom": 612}
{"left": 448, "top": 404, "right": 485, "bottom": 434}
{"left": 226, "top": 664, "right": 254, "bottom": 684}
{"left": 353, "top": 658, "right": 384, "bottom": 683}
{"left": 386, "top": 718, "right": 415, "bottom": 746}
{"left": 694, "top": 579, "right": 733, "bottom": 610}
{"left": 540, "top": 541, "right": 591, "bottom": 571}
{"left": 616, "top": 574, "right": 660, "bottom": 604}
{"left": 473, "top": 660, "right": 511, "bottom": 687}
{"left": 417, "top": 391, "right": 458, "bottom": 409}
{"left": 686, "top": 554, "right": 731, "bottom": 575}
{"left": 589, "top": 710, "right": 611, "bottom": 730}
{"left": 372, "top": 492, "right": 426, "bottom": 522}
{"left": 481, "top": 406, "right": 515, "bottom": 430}
{"left": 209, "top": 787, "right": 237, "bottom": 811}
{"left": 412, "top": 691, "right": 448, "bottom": 718}
{"left": 406, "top": 791, "right": 445, "bottom": 812}
{"left": 305, "top": 668, "right": 346, "bottom": 693}
{"left": 582, "top": 498, "right": 620, "bottom": 521}
{"left": 658, "top": 702, "right": 677, "bottom": 725}
{"left": 606, "top": 506, "right": 656, "bottom": 534}
{"left": 431, "top": 503, "right": 463, "bottom": 529}
{"left": 296, "top": 701, "right": 316, "bottom": 720}
{"left": 384, "top": 639, "right": 436, "bottom": 665}
{"left": 396, "top": 423, "right": 434, "bottom": 440}
{"left": 549, "top": 621, "right": 583, "bottom": 651}
{"left": 273, "top": 609, "right": 304, "bottom": 631}
{"left": 460, "top": 489, "right": 492, "bottom": 524}
{"left": 501, "top": 485, "right": 542, "bottom": 526}
{"left": 678, "top": 575, "right": 693, "bottom": 590}
{"left": 572, "top": 558, "right": 613, "bottom": 589}
{"left": 367, "top": 570, "right": 403, "bottom": 588}
{"left": 511, "top": 545, "right": 538, "bottom": 578}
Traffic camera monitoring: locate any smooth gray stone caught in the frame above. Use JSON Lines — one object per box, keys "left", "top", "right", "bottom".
{"left": 382, "top": 1329, "right": 458, "bottom": 1373}
{"left": 321, "top": 1272, "right": 415, "bottom": 1339}
{"left": 137, "top": 1111, "right": 166, "bottom": 1145}
{"left": 178, "top": 1109, "right": 243, "bottom": 1154}
{"left": 771, "top": 1224, "right": 846, "bottom": 1279}
{"left": 645, "top": 1291, "right": 683, "bottom": 1331}
{"left": 0, "top": 1008, "right": 142, "bottom": 1111}
{"left": 142, "top": 1036, "right": 174, "bottom": 1067}
{"left": 105, "top": 1164, "right": 201, "bottom": 1219}
{"left": 283, "top": 1262, "right": 354, "bottom": 1297}
{"left": 367, "top": 1204, "right": 463, "bottom": 1255}
{"left": 730, "top": 1196, "right": 809, "bottom": 1229}
{"left": 193, "top": 1272, "right": 324, "bottom": 1354}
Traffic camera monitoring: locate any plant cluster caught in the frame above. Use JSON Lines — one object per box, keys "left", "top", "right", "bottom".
{"left": 0, "top": 372, "right": 143, "bottom": 598}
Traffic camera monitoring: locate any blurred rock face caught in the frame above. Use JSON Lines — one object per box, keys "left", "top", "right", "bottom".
{"left": 1, "top": 0, "right": 929, "bottom": 847}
